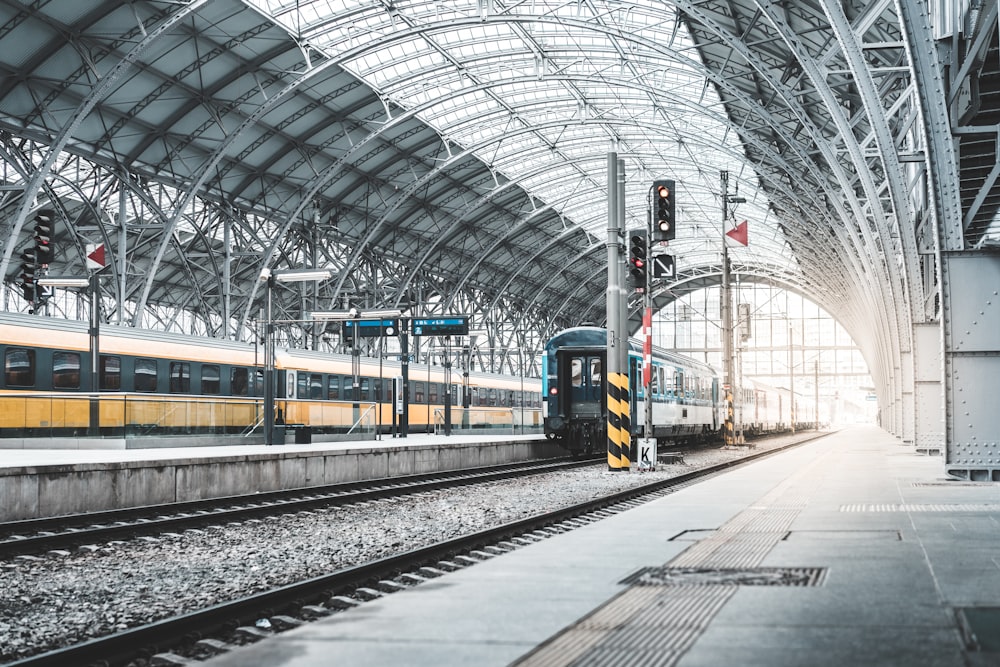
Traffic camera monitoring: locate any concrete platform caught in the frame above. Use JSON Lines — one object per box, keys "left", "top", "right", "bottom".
{"left": 201, "top": 425, "right": 999, "bottom": 667}
{"left": 0, "top": 433, "right": 559, "bottom": 521}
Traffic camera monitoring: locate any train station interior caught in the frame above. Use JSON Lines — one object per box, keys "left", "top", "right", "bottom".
{"left": 1, "top": 1, "right": 999, "bottom": 472}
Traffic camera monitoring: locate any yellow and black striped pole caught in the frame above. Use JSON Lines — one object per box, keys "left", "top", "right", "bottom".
{"left": 619, "top": 374, "right": 631, "bottom": 469}
{"left": 607, "top": 372, "right": 629, "bottom": 470}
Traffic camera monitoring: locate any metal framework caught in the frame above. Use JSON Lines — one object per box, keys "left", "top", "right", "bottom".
{"left": 1, "top": 0, "right": 999, "bottom": 463}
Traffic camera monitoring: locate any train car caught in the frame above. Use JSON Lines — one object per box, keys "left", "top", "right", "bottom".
{"left": 0, "top": 311, "right": 540, "bottom": 439}
{"left": 276, "top": 347, "right": 541, "bottom": 435}
{"left": 736, "top": 378, "right": 817, "bottom": 436}
{"left": 542, "top": 326, "right": 724, "bottom": 455}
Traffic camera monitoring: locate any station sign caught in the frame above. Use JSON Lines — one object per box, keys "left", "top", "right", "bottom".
{"left": 342, "top": 318, "right": 400, "bottom": 340}
{"left": 411, "top": 316, "right": 469, "bottom": 336}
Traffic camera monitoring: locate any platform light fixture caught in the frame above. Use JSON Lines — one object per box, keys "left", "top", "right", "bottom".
{"left": 309, "top": 308, "right": 403, "bottom": 321}
{"left": 36, "top": 276, "right": 91, "bottom": 288}
{"left": 272, "top": 267, "right": 335, "bottom": 283}
{"left": 260, "top": 266, "right": 335, "bottom": 446}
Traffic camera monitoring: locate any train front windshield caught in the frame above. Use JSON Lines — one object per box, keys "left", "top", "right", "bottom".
{"left": 563, "top": 353, "right": 604, "bottom": 419}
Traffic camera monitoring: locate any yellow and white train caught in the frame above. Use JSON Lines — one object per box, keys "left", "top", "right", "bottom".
{"left": 0, "top": 311, "right": 541, "bottom": 438}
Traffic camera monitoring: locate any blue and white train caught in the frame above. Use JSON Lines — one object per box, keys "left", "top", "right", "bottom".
{"left": 542, "top": 326, "right": 813, "bottom": 455}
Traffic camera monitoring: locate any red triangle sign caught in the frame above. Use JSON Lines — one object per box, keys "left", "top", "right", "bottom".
{"left": 86, "top": 243, "right": 106, "bottom": 270}
{"left": 725, "top": 220, "right": 748, "bottom": 246}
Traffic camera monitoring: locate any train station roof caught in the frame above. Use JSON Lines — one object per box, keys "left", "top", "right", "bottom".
{"left": 0, "top": 1, "right": 996, "bottom": 384}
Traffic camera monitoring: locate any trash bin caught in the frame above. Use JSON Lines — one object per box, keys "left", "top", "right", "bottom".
{"left": 293, "top": 425, "right": 312, "bottom": 444}
{"left": 272, "top": 425, "right": 286, "bottom": 445}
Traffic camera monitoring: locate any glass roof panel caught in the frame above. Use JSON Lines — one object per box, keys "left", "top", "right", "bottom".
{"left": 247, "top": 0, "right": 801, "bottom": 277}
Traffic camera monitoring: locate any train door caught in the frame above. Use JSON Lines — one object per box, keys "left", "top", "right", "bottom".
{"left": 558, "top": 349, "right": 605, "bottom": 421}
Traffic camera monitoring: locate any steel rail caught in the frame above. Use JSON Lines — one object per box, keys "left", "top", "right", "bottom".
{"left": 0, "top": 455, "right": 599, "bottom": 558}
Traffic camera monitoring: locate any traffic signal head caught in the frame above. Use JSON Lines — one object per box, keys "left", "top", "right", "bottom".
{"left": 33, "top": 209, "right": 54, "bottom": 265}
{"left": 19, "top": 249, "right": 36, "bottom": 302}
{"left": 652, "top": 179, "right": 675, "bottom": 241}
{"left": 627, "top": 228, "right": 648, "bottom": 288}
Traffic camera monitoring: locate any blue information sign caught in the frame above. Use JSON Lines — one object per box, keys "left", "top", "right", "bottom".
{"left": 342, "top": 319, "right": 400, "bottom": 339}
{"left": 410, "top": 316, "right": 469, "bottom": 336}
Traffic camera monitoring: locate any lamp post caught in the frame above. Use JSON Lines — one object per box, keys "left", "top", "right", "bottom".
{"left": 40, "top": 274, "right": 97, "bottom": 417}
{"left": 259, "top": 267, "right": 335, "bottom": 445}
{"left": 38, "top": 276, "right": 96, "bottom": 434}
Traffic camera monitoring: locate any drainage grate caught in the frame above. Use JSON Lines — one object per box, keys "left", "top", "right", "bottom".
{"left": 957, "top": 607, "right": 1000, "bottom": 652}
{"left": 620, "top": 566, "right": 826, "bottom": 587}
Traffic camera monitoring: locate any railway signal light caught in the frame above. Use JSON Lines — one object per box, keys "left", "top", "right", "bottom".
{"left": 652, "top": 180, "right": 675, "bottom": 242}
{"left": 19, "top": 249, "right": 36, "bottom": 302}
{"left": 33, "top": 209, "right": 54, "bottom": 265}
{"left": 628, "top": 228, "right": 648, "bottom": 288}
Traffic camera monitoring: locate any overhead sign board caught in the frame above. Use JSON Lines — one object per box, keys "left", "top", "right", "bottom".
{"left": 342, "top": 318, "right": 400, "bottom": 339}
{"left": 411, "top": 316, "right": 469, "bottom": 336}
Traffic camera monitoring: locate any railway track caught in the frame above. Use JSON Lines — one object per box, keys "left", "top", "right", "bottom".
{"left": 0, "top": 455, "right": 601, "bottom": 560}
{"left": 4, "top": 432, "right": 830, "bottom": 667}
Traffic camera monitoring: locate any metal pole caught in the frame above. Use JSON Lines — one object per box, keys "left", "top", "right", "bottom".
{"left": 264, "top": 277, "right": 274, "bottom": 445}
{"left": 89, "top": 271, "right": 100, "bottom": 436}
{"left": 721, "top": 171, "right": 734, "bottom": 446}
{"left": 444, "top": 337, "right": 452, "bottom": 435}
{"left": 378, "top": 334, "right": 384, "bottom": 440}
{"left": 789, "top": 323, "right": 796, "bottom": 434}
{"left": 606, "top": 152, "right": 623, "bottom": 471}
{"left": 400, "top": 317, "right": 409, "bottom": 437}
{"left": 618, "top": 158, "right": 631, "bottom": 468}
{"left": 814, "top": 360, "right": 820, "bottom": 430}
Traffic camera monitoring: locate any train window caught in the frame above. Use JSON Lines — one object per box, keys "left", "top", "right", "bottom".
{"left": 169, "top": 362, "right": 190, "bottom": 393}
{"left": 478, "top": 386, "right": 487, "bottom": 406}
{"left": 52, "top": 351, "right": 81, "bottom": 389}
{"left": 451, "top": 384, "right": 459, "bottom": 406}
{"left": 296, "top": 373, "right": 308, "bottom": 399}
{"left": 231, "top": 368, "right": 249, "bottom": 396}
{"left": 253, "top": 368, "right": 263, "bottom": 396}
{"left": 429, "top": 382, "right": 439, "bottom": 404}
{"left": 488, "top": 387, "right": 498, "bottom": 406}
{"left": 414, "top": 381, "right": 425, "bottom": 403}
{"left": 650, "top": 366, "right": 659, "bottom": 394}
{"left": 360, "top": 378, "right": 370, "bottom": 401}
{"left": 327, "top": 376, "right": 340, "bottom": 400}
{"left": 202, "top": 365, "right": 221, "bottom": 395}
{"left": 4, "top": 348, "right": 35, "bottom": 387}
{"left": 101, "top": 355, "right": 121, "bottom": 391}
{"left": 571, "top": 359, "right": 583, "bottom": 387}
{"left": 310, "top": 374, "right": 323, "bottom": 399}
{"left": 675, "top": 372, "right": 684, "bottom": 397}
{"left": 590, "top": 358, "right": 602, "bottom": 386}
{"left": 135, "top": 358, "right": 158, "bottom": 392}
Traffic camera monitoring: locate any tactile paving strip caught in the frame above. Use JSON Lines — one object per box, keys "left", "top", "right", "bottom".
{"left": 840, "top": 503, "right": 1000, "bottom": 512}
{"left": 512, "top": 449, "right": 835, "bottom": 667}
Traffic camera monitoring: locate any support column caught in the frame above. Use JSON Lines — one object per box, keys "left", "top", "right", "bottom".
{"left": 943, "top": 251, "right": 1000, "bottom": 479}
{"left": 913, "top": 322, "right": 943, "bottom": 455}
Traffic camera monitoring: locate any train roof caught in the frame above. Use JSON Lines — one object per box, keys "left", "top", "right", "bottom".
{"left": 546, "top": 326, "right": 720, "bottom": 375}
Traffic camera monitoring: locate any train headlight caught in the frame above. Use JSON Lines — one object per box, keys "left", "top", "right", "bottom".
{"left": 549, "top": 387, "right": 558, "bottom": 395}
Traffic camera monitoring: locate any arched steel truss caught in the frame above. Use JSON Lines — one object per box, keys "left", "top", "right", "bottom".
{"left": 0, "top": 0, "right": 995, "bottom": 422}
